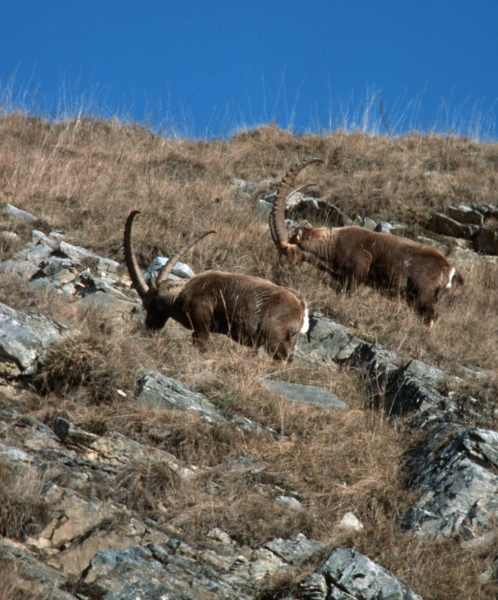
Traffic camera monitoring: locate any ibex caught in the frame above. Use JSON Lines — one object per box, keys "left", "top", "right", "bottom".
{"left": 269, "top": 159, "right": 464, "bottom": 326}
{"left": 124, "top": 211, "right": 308, "bottom": 360}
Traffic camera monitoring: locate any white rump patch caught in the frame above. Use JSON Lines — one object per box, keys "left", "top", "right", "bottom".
{"left": 446, "top": 267, "right": 456, "bottom": 289}
{"left": 300, "top": 305, "right": 310, "bottom": 334}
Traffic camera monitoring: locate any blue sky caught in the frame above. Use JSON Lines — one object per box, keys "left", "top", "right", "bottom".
{"left": 1, "top": 1, "right": 497, "bottom": 138}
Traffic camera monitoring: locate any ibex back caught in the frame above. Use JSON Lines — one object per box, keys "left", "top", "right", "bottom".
{"left": 124, "top": 211, "right": 308, "bottom": 360}
{"left": 269, "top": 160, "right": 464, "bottom": 326}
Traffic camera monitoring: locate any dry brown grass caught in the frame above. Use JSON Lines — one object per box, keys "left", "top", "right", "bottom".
{"left": 1, "top": 113, "right": 497, "bottom": 599}
{"left": 0, "top": 461, "right": 51, "bottom": 542}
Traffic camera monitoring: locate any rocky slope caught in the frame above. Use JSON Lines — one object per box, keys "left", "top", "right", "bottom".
{"left": 1, "top": 197, "right": 497, "bottom": 599}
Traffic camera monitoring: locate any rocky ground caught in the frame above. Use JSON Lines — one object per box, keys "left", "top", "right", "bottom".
{"left": 1, "top": 195, "right": 497, "bottom": 599}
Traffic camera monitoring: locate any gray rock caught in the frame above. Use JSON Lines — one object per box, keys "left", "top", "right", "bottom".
{"left": 301, "top": 546, "right": 422, "bottom": 600}
{"left": 0, "top": 539, "right": 76, "bottom": 600}
{"left": 32, "top": 229, "right": 53, "bottom": 244}
{"left": 29, "top": 276, "right": 66, "bottom": 297}
{"left": 0, "top": 232, "right": 149, "bottom": 322}
{"left": 263, "top": 379, "right": 348, "bottom": 410}
{"left": 383, "top": 369, "right": 450, "bottom": 419}
{"left": 135, "top": 369, "right": 260, "bottom": 432}
{"left": 257, "top": 198, "right": 273, "bottom": 218}
{"left": 31, "top": 256, "right": 77, "bottom": 280}
{"left": 259, "top": 188, "right": 351, "bottom": 228}
{"left": 265, "top": 533, "right": 326, "bottom": 564}
{"left": 58, "top": 241, "right": 121, "bottom": 273}
{"left": 0, "top": 301, "right": 75, "bottom": 377}
{"left": 298, "top": 313, "right": 361, "bottom": 365}
{"left": 375, "top": 221, "right": 395, "bottom": 233}
{"left": 343, "top": 344, "right": 470, "bottom": 425}
{"left": 144, "top": 256, "right": 194, "bottom": 281}
{"left": 274, "top": 495, "right": 304, "bottom": 511}
{"left": 474, "top": 227, "right": 498, "bottom": 255}
{"left": 0, "top": 230, "right": 19, "bottom": 241}
{"left": 447, "top": 205, "right": 484, "bottom": 226}
{"left": 402, "top": 359, "right": 451, "bottom": 389}
{"left": 361, "top": 216, "right": 377, "bottom": 231}
{"left": 471, "top": 204, "right": 498, "bottom": 219}
{"left": 301, "top": 316, "right": 494, "bottom": 428}
{"left": 0, "top": 240, "right": 54, "bottom": 279}
{"left": 136, "top": 368, "right": 228, "bottom": 420}
{"left": 402, "top": 425, "right": 498, "bottom": 540}
{"left": 429, "top": 213, "right": 478, "bottom": 239}
{"left": 231, "top": 177, "right": 264, "bottom": 197}
{"left": 82, "top": 531, "right": 326, "bottom": 600}
{"left": 77, "top": 290, "right": 138, "bottom": 318}
{"left": 52, "top": 416, "right": 71, "bottom": 442}
{"left": 338, "top": 511, "right": 364, "bottom": 532}
{"left": 287, "top": 197, "right": 352, "bottom": 227}
{"left": 346, "top": 341, "right": 401, "bottom": 400}
{"left": 3, "top": 203, "right": 38, "bottom": 223}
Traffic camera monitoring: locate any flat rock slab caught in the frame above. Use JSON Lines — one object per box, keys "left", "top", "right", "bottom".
{"left": 58, "top": 241, "right": 121, "bottom": 273}
{"left": 3, "top": 202, "right": 38, "bottom": 222}
{"left": 263, "top": 379, "right": 348, "bottom": 410}
{"left": 0, "top": 301, "right": 75, "bottom": 377}
{"left": 447, "top": 205, "right": 484, "bottom": 225}
{"left": 82, "top": 531, "right": 325, "bottom": 600}
{"left": 136, "top": 368, "right": 229, "bottom": 420}
{"left": 0, "top": 539, "right": 76, "bottom": 600}
{"left": 430, "top": 213, "right": 478, "bottom": 239}
{"left": 301, "top": 545, "right": 422, "bottom": 600}
{"left": 135, "top": 368, "right": 261, "bottom": 431}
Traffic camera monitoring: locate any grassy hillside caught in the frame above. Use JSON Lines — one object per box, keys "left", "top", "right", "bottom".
{"left": 1, "top": 113, "right": 497, "bottom": 599}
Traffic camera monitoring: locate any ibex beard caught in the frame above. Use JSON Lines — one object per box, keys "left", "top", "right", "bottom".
{"left": 270, "top": 159, "right": 464, "bottom": 327}
{"left": 124, "top": 210, "right": 308, "bottom": 361}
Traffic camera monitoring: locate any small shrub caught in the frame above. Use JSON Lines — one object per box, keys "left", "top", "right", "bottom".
{"left": 37, "top": 331, "right": 137, "bottom": 405}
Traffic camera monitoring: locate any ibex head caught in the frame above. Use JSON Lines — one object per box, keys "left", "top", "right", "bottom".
{"left": 269, "top": 158, "right": 324, "bottom": 268}
{"left": 124, "top": 210, "right": 215, "bottom": 330}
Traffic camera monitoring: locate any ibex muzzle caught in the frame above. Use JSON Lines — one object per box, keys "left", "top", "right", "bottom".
{"left": 269, "top": 160, "right": 464, "bottom": 326}
{"left": 124, "top": 211, "right": 308, "bottom": 360}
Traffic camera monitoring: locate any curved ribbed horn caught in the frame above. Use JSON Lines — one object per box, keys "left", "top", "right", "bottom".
{"left": 155, "top": 230, "right": 216, "bottom": 286}
{"left": 124, "top": 210, "right": 149, "bottom": 299}
{"left": 269, "top": 158, "right": 324, "bottom": 248}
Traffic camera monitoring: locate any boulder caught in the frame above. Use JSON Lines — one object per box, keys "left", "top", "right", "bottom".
{"left": 474, "top": 227, "right": 498, "bottom": 255}
{"left": 429, "top": 213, "right": 478, "bottom": 239}
{"left": 361, "top": 216, "right": 377, "bottom": 231}
{"left": 144, "top": 256, "right": 195, "bottom": 281}
{"left": 297, "top": 313, "right": 362, "bottom": 365}
{"left": 301, "top": 546, "right": 422, "bottom": 600}
{"left": 0, "top": 302, "right": 75, "bottom": 377}
{"left": 402, "top": 425, "right": 498, "bottom": 540}
{"left": 375, "top": 221, "right": 396, "bottom": 233}
{"left": 447, "top": 205, "right": 484, "bottom": 226}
